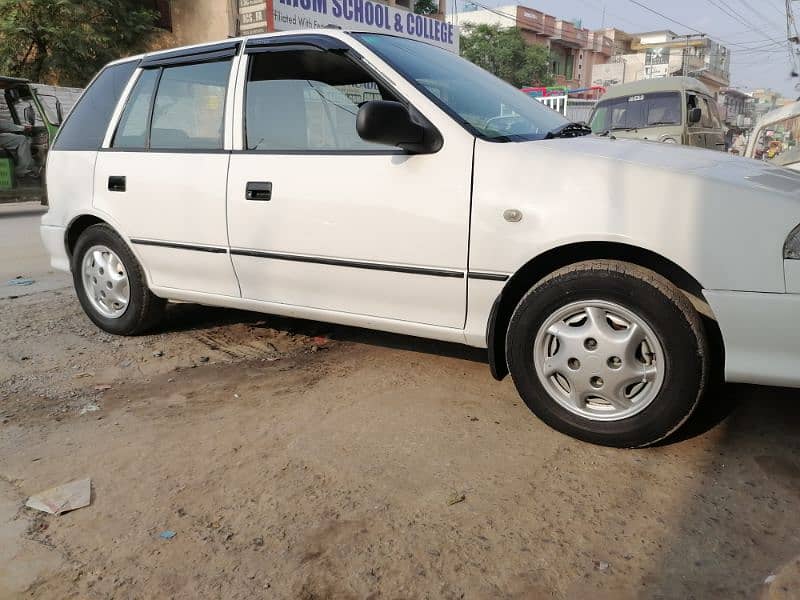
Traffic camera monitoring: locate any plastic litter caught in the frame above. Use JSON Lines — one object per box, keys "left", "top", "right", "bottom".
{"left": 160, "top": 530, "right": 177, "bottom": 539}
{"left": 25, "top": 478, "right": 91, "bottom": 515}
{"left": 7, "top": 276, "right": 35, "bottom": 286}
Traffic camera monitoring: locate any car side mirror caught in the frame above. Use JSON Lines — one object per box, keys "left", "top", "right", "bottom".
{"left": 24, "top": 104, "right": 36, "bottom": 127}
{"left": 688, "top": 107, "right": 702, "bottom": 124}
{"left": 356, "top": 100, "right": 442, "bottom": 154}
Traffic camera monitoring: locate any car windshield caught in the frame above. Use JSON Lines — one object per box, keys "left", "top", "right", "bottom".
{"left": 353, "top": 33, "right": 570, "bottom": 142}
{"left": 590, "top": 92, "right": 682, "bottom": 133}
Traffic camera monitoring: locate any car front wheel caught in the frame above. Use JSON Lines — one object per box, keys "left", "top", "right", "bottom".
{"left": 71, "top": 223, "right": 165, "bottom": 335}
{"left": 506, "top": 260, "right": 708, "bottom": 448}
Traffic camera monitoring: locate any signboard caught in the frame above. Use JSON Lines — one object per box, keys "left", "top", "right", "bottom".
{"left": 643, "top": 64, "right": 670, "bottom": 79}
{"left": 268, "top": 0, "right": 459, "bottom": 52}
{"left": 591, "top": 62, "right": 625, "bottom": 87}
{"left": 645, "top": 47, "right": 670, "bottom": 66}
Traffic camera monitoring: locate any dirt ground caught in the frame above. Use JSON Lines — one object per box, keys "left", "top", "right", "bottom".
{"left": 1, "top": 284, "right": 800, "bottom": 599}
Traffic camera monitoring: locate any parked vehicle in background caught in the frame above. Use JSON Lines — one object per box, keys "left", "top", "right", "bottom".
{"left": 41, "top": 30, "right": 800, "bottom": 448}
{"left": 589, "top": 77, "right": 725, "bottom": 150}
{"left": 745, "top": 101, "right": 800, "bottom": 170}
{"left": 0, "top": 77, "right": 79, "bottom": 202}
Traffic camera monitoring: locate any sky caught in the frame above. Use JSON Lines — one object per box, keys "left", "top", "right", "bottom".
{"left": 460, "top": 0, "right": 800, "bottom": 97}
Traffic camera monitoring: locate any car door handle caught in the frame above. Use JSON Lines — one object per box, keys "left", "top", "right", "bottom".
{"left": 108, "top": 176, "right": 126, "bottom": 192}
{"left": 246, "top": 181, "right": 272, "bottom": 201}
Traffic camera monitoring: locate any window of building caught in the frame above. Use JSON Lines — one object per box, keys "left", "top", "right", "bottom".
{"left": 245, "top": 49, "right": 398, "bottom": 151}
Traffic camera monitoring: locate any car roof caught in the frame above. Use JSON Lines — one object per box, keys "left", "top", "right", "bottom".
{"left": 752, "top": 100, "right": 800, "bottom": 130}
{"left": 600, "top": 77, "right": 711, "bottom": 100}
{"left": 0, "top": 75, "right": 31, "bottom": 90}
{"left": 107, "top": 28, "right": 415, "bottom": 67}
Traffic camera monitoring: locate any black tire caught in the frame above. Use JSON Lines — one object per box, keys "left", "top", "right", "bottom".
{"left": 71, "top": 224, "right": 165, "bottom": 335}
{"left": 506, "top": 260, "right": 708, "bottom": 448}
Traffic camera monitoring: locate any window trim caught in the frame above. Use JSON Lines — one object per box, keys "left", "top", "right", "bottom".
{"left": 238, "top": 41, "right": 435, "bottom": 156}
{"left": 140, "top": 40, "right": 240, "bottom": 68}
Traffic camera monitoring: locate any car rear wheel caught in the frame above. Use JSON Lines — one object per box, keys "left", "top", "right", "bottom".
{"left": 506, "top": 260, "right": 708, "bottom": 448}
{"left": 71, "top": 224, "right": 165, "bottom": 335}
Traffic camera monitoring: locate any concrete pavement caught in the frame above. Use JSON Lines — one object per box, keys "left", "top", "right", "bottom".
{"left": 0, "top": 202, "right": 70, "bottom": 299}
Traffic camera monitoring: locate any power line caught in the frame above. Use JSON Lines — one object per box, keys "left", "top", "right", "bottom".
{"left": 625, "top": 0, "right": 705, "bottom": 35}
{"left": 703, "top": 0, "right": 783, "bottom": 45}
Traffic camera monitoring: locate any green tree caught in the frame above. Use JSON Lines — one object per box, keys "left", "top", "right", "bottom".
{"left": 460, "top": 23, "right": 553, "bottom": 88}
{"left": 414, "top": 0, "right": 439, "bottom": 15}
{"left": 0, "top": 0, "right": 158, "bottom": 86}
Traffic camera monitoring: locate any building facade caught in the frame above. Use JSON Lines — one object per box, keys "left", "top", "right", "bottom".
{"left": 151, "top": 0, "right": 451, "bottom": 49}
{"left": 458, "top": 5, "right": 613, "bottom": 88}
{"left": 590, "top": 30, "right": 731, "bottom": 97}
{"left": 719, "top": 88, "right": 755, "bottom": 129}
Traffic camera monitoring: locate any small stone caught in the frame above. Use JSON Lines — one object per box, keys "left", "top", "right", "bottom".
{"left": 198, "top": 356, "right": 209, "bottom": 363}
{"left": 765, "top": 574, "right": 777, "bottom": 584}
{"left": 446, "top": 492, "right": 466, "bottom": 506}
{"left": 152, "top": 350, "right": 164, "bottom": 358}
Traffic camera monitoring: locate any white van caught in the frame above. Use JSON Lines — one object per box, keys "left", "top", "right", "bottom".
{"left": 41, "top": 30, "right": 800, "bottom": 447}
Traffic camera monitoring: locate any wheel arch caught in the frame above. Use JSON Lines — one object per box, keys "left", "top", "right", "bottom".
{"left": 487, "top": 241, "right": 723, "bottom": 381}
{"left": 65, "top": 214, "right": 109, "bottom": 259}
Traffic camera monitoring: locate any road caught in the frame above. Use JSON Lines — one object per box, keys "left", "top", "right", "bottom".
{"left": 0, "top": 202, "right": 70, "bottom": 299}
{"left": 1, "top": 202, "right": 799, "bottom": 599}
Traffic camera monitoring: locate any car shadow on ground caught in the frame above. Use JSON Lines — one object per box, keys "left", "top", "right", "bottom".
{"left": 158, "top": 302, "right": 489, "bottom": 365}
{"left": 157, "top": 303, "right": 797, "bottom": 444}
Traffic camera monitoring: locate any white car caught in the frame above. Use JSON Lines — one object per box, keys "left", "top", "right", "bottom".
{"left": 41, "top": 30, "right": 800, "bottom": 447}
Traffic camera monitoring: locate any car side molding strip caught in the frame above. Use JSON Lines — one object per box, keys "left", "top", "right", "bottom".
{"left": 467, "top": 272, "right": 510, "bottom": 282}
{"left": 230, "top": 248, "right": 465, "bottom": 278}
{"left": 130, "top": 239, "right": 228, "bottom": 254}
{"left": 128, "top": 241, "right": 512, "bottom": 282}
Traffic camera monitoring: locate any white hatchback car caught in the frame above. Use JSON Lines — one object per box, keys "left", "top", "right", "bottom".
{"left": 41, "top": 30, "right": 800, "bottom": 447}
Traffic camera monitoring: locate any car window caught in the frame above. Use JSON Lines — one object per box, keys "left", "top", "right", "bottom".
{"left": 53, "top": 61, "right": 138, "bottom": 151}
{"left": 705, "top": 97, "right": 722, "bottom": 129}
{"left": 245, "top": 49, "right": 396, "bottom": 152}
{"left": 687, "top": 94, "right": 702, "bottom": 129}
{"left": 699, "top": 96, "right": 714, "bottom": 128}
{"left": 590, "top": 92, "right": 682, "bottom": 133}
{"left": 113, "top": 69, "right": 159, "bottom": 149}
{"left": 754, "top": 113, "right": 800, "bottom": 167}
{"left": 354, "top": 33, "right": 569, "bottom": 142}
{"left": 150, "top": 61, "right": 230, "bottom": 150}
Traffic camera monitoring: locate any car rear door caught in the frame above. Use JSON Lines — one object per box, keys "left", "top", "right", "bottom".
{"left": 93, "top": 43, "right": 241, "bottom": 297}
{"left": 225, "top": 36, "right": 473, "bottom": 329}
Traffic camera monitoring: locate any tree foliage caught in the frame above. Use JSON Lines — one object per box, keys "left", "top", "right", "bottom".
{"left": 460, "top": 23, "right": 553, "bottom": 88}
{"left": 414, "top": 0, "right": 439, "bottom": 15}
{"left": 0, "top": 0, "right": 158, "bottom": 86}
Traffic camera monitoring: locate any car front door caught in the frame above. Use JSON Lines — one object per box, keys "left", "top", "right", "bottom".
{"left": 225, "top": 38, "right": 473, "bottom": 329}
{"left": 703, "top": 96, "right": 726, "bottom": 151}
{"left": 686, "top": 93, "right": 706, "bottom": 148}
{"left": 93, "top": 44, "right": 241, "bottom": 297}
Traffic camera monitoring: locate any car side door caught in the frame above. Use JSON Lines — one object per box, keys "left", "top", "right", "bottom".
{"left": 686, "top": 93, "right": 706, "bottom": 148}
{"left": 225, "top": 36, "right": 474, "bottom": 329}
{"left": 93, "top": 44, "right": 241, "bottom": 297}
{"left": 703, "top": 95, "right": 726, "bottom": 151}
